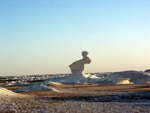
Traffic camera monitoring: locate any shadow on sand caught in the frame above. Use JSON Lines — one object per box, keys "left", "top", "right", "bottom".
{"left": 39, "top": 92, "right": 150, "bottom": 103}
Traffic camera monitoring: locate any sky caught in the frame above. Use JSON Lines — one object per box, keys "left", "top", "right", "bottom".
{"left": 0, "top": 0, "right": 150, "bottom": 76}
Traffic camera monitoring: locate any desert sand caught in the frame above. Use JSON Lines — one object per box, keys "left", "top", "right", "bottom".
{"left": 0, "top": 83, "right": 150, "bottom": 113}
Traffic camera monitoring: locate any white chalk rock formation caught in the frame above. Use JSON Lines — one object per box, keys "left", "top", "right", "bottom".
{"left": 13, "top": 84, "right": 52, "bottom": 92}
{"left": 113, "top": 78, "right": 132, "bottom": 84}
{"left": 1, "top": 81, "right": 29, "bottom": 87}
{"left": 0, "top": 87, "right": 16, "bottom": 97}
{"left": 0, "top": 87, "right": 26, "bottom": 98}
{"left": 69, "top": 51, "right": 91, "bottom": 72}
{"left": 46, "top": 51, "right": 100, "bottom": 84}
{"left": 68, "top": 51, "right": 92, "bottom": 83}
{"left": 105, "top": 71, "right": 150, "bottom": 84}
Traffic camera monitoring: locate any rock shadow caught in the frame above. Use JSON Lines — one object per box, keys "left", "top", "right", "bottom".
{"left": 39, "top": 92, "right": 150, "bottom": 103}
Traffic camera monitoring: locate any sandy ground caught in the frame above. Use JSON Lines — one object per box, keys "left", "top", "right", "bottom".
{"left": 0, "top": 84, "right": 150, "bottom": 113}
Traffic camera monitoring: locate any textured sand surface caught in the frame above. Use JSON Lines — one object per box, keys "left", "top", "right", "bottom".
{"left": 0, "top": 86, "right": 150, "bottom": 113}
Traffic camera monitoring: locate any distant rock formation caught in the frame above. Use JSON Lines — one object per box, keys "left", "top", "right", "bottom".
{"left": 13, "top": 84, "right": 52, "bottom": 92}
{"left": 104, "top": 71, "right": 150, "bottom": 84}
{"left": 45, "top": 51, "right": 100, "bottom": 84}
{"left": 68, "top": 51, "right": 92, "bottom": 82}
{"left": 69, "top": 51, "right": 91, "bottom": 72}
{"left": 53, "top": 51, "right": 93, "bottom": 83}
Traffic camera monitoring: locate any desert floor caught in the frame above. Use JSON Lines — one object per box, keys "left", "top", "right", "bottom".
{"left": 1, "top": 83, "right": 150, "bottom": 113}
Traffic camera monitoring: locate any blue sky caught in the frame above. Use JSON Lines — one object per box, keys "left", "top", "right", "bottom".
{"left": 0, "top": 0, "right": 150, "bottom": 75}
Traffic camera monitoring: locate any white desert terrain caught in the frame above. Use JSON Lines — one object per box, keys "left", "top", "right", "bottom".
{"left": 0, "top": 70, "right": 150, "bottom": 113}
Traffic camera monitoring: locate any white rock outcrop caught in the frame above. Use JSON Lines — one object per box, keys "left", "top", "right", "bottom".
{"left": 13, "top": 84, "right": 52, "bottom": 92}
{"left": 0, "top": 87, "right": 26, "bottom": 98}
{"left": 46, "top": 51, "right": 101, "bottom": 84}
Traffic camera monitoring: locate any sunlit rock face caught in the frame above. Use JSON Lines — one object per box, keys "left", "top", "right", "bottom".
{"left": 113, "top": 78, "right": 132, "bottom": 84}
{"left": 0, "top": 87, "right": 24, "bottom": 97}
